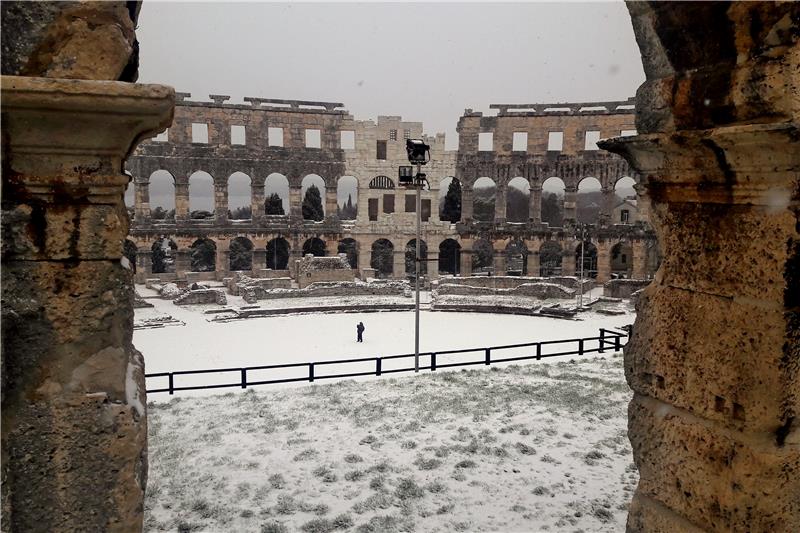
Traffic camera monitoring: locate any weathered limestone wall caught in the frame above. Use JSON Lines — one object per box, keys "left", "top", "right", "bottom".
{"left": 435, "top": 282, "right": 575, "bottom": 300}
{"left": 173, "top": 289, "right": 226, "bottom": 306}
{"left": 0, "top": 76, "right": 173, "bottom": 531}
{"left": 601, "top": 3, "right": 800, "bottom": 531}
{"left": 603, "top": 279, "right": 650, "bottom": 299}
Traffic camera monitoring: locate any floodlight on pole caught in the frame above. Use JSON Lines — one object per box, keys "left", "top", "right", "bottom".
{"left": 400, "top": 139, "right": 431, "bottom": 373}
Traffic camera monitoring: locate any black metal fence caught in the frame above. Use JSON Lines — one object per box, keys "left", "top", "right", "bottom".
{"left": 145, "top": 328, "right": 628, "bottom": 395}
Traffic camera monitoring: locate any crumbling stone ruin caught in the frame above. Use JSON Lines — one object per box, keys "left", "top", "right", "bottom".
{"left": 1, "top": 2, "right": 173, "bottom": 530}
{"left": 297, "top": 253, "right": 355, "bottom": 288}
{"left": 173, "top": 288, "right": 227, "bottom": 306}
{"left": 124, "top": 91, "right": 659, "bottom": 286}
{"left": 600, "top": 2, "right": 800, "bottom": 531}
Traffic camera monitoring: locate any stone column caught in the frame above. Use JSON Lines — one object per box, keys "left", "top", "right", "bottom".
{"left": 561, "top": 251, "right": 576, "bottom": 277}
{"left": 529, "top": 251, "right": 540, "bottom": 277}
{"left": 392, "top": 249, "right": 405, "bottom": 279}
{"left": 631, "top": 240, "right": 647, "bottom": 280}
{"left": 493, "top": 251, "right": 507, "bottom": 276}
{"left": 595, "top": 243, "right": 611, "bottom": 283}
{"left": 135, "top": 249, "right": 153, "bottom": 283}
{"left": 599, "top": 3, "right": 800, "bottom": 531}
{"left": 135, "top": 179, "right": 151, "bottom": 221}
{"left": 428, "top": 251, "right": 440, "bottom": 280}
{"left": 325, "top": 188, "right": 338, "bottom": 221}
{"left": 1, "top": 76, "right": 173, "bottom": 531}
{"left": 494, "top": 185, "right": 507, "bottom": 223}
{"left": 600, "top": 186, "right": 615, "bottom": 226}
{"left": 461, "top": 187, "right": 474, "bottom": 221}
{"left": 289, "top": 186, "right": 303, "bottom": 221}
{"left": 529, "top": 186, "right": 542, "bottom": 223}
{"left": 252, "top": 249, "right": 267, "bottom": 272}
{"left": 563, "top": 185, "right": 577, "bottom": 222}
{"left": 459, "top": 248, "right": 473, "bottom": 277}
{"left": 175, "top": 249, "right": 191, "bottom": 276}
{"left": 214, "top": 181, "right": 228, "bottom": 223}
{"left": 175, "top": 182, "right": 190, "bottom": 221}
{"left": 251, "top": 179, "right": 265, "bottom": 221}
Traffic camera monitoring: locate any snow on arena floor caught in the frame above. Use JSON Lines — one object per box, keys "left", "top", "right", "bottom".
{"left": 138, "top": 297, "right": 637, "bottom": 532}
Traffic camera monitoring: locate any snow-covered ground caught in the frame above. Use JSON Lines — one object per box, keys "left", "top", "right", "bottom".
{"left": 145, "top": 354, "right": 637, "bottom": 532}
{"left": 134, "top": 291, "right": 633, "bottom": 399}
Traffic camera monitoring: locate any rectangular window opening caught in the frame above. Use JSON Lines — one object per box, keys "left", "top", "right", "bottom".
{"left": 621, "top": 129, "right": 638, "bottom": 137}
{"left": 403, "top": 129, "right": 411, "bottom": 140}
{"left": 368, "top": 198, "right": 379, "bottom": 221}
{"left": 383, "top": 194, "right": 395, "bottom": 213}
{"left": 405, "top": 194, "right": 416, "bottom": 213}
{"left": 376, "top": 140, "right": 387, "bottom": 160}
{"left": 584, "top": 130, "right": 601, "bottom": 151}
{"left": 547, "top": 131, "right": 563, "bottom": 151}
{"left": 306, "top": 129, "right": 321, "bottom": 149}
{"left": 478, "top": 132, "right": 494, "bottom": 152}
{"left": 340, "top": 130, "right": 355, "bottom": 150}
{"left": 191, "top": 123, "right": 209, "bottom": 144}
{"left": 389, "top": 129, "right": 397, "bottom": 141}
{"left": 231, "top": 125, "right": 246, "bottom": 145}
{"left": 621, "top": 209, "right": 630, "bottom": 223}
{"left": 268, "top": 127, "right": 284, "bottom": 147}
{"left": 153, "top": 129, "right": 169, "bottom": 142}
{"left": 421, "top": 199, "right": 431, "bottom": 221}
{"left": 512, "top": 132, "right": 528, "bottom": 152}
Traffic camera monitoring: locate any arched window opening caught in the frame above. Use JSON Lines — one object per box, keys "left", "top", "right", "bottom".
{"left": 123, "top": 240, "right": 137, "bottom": 273}
{"left": 541, "top": 177, "right": 565, "bottom": 227}
{"left": 149, "top": 170, "right": 176, "bottom": 221}
{"left": 539, "top": 241, "right": 563, "bottom": 276}
{"left": 265, "top": 173, "right": 290, "bottom": 215}
{"left": 337, "top": 239, "right": 358, "bottom": 269}
{"left": 266, "top": 238, "right": 290, "bottom": 270}
{"left": 190, "top": 238, "right": 217, "bottom": 272}
{"left": 611, "top": 241, "right": 634, "bottom": 279}
{"left": 505, "top": 240, "right": 529, "bottom": 276}
{"left": 337, "top": 176, "right": 358, "bottom": 220}
{"left": 438, "top": 239, "right": 461, "bottom": 275}
{"left": 228, "top": 172, "right": 252, "bottom": 220}
{"left": 439, "top": 177, "right": 462, "bottom": 222}
{"left": 302, "top": 237, "right": 326, "bottom": 257}
{"left": 301, "top": 174, "right": 326, "bottom": 221}
{"left": 370, "top": 239, "right": 394, "bottom": 278}
{"left": 405, "top": 239, "right": 428, "bottom": 278}
{"left": 229, "top": 237, "right": 254, "bottom": 271}
{"left": 575, "top": 241, "right": 598, "bottom": 279}
{"left": 506, "top": 177, "right": 530, "bottom": 223}
{"left": 577, "top": 177, "right": 602, "bottom": 224}
{"left": 472, "top": 239, "right": 494, "bottom": 273}
{"left": 473, "top": 177, "right": 496, "bottom": 222}
{"left": 369, "top": 176, "right": 395, "bottom": 189}
{"left": 151, "top": 237, "right": 177, "bottom": 274}
{"left": 188, "top": 171, "right": 215, "bottom": 219}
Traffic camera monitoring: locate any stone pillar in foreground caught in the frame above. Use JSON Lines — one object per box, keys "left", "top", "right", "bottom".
{"left": 1, "top": 76, "right": 173, "bottom": 531}
{"left": 600, "top": 3, "right": 799, "bottom": 531}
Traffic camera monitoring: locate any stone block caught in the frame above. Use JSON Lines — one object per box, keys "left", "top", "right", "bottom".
{"left": 629, "top": 394, "right": 800, "bottom": 532}
{"left": 626, "top": 283, "right": 795, "bottom": 433}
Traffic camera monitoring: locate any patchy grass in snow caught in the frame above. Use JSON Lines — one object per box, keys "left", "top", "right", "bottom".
{"left": 145, "top": 355, "right": 636, "bottom": 532}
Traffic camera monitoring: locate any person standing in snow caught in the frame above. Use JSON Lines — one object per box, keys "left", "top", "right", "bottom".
{"left": 356, "top": 322, "right": 365, "bottom": 343}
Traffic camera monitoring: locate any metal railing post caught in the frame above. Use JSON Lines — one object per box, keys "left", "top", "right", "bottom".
{"left": 536, "top": 344, "right": 541, "bottom": 360}
{"left": 309, "top": 363, "right": 315, "bottom": 383}
{"left": 614, "top": 335, "right": 621, "bottom": 351}
{"left": 431, "top": 353, "right": 437, "bottom": 371}
{"left": 376, "top": 358, "right": 382, "bottom": 377}
{"left": 578, "top": 339, "right": 584, "bottom": 355}
{"left": 241, "top": 368, "right": 247, "bottom": 389}
{"left": 485, "top": 348, "right": 491, "bottom": 366}
{"left": 599, "top": 329, "right": 605, "bottom": 353}
{"left": 168, "top": 374, "right": 174, "bottom": 395}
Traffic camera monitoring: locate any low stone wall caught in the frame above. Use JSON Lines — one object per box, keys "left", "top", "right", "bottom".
{"left": 435, "top": 282, "right": 575, "bottom": 299}
{"left": 173, "top": 289, "right": 227, "bottom": 306}
{"left": 133, "top": 291, "right": 153, "bottom": 308}
{"left": 254, "top": 269, "right": 291, "bottom": 279}
{"left": 603, "top": 279, "right": 651, "bottom": 299}
{"left": 438, "top": 275, "right": 593, "bottom": 293}
{"left": 296, "top": 254, "right": 355, "bottom": 289}
{"left": 299, "top": 269, "right": 355, "bottom": 289}
{"left": 430, "top": 302, "right": 577, "bottom": 318}
{"left": 242, "top": 279, "right": 410, "bottom": 304}
{"left": 226, "top": 273, "right": 292, "bottom": 296}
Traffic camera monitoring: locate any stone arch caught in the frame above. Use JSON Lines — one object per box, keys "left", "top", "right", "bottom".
{"left": 541, "top": 177, "right": 565, "bottom": 227}
{"left": 438, "top": 238, "right": 461, "bottom": 275}
{"left": 337, "top": 238, "right": 358, "bottom": 269}
{"left": 505, "top": 239, "right": 529, "bottom": 275}
{"left": 301, "top": 174, "right": 326, "bottom": 220}
{"left": 506, "top": 177, "right": 530, "bottom": 223}
{"left": 151, "top": 236, "right": 177, "bottom": 274}
{"left": 472, "top": 238, "right": 494, "bottom": 272}
{"left": 614, "top": 176, "right": 637, "bottom": 198}
{"left": 229, "top": 236, "right": 254, "bottom": 271}
{"left": 369, "top": 175, "right": 395, "bottom": 189}
{"left": 188, "top": 171, "right": 214, "bottom": 219}
{"left": 577, "top": 177, "right": 602, "bottom": 224}
{"left": 227, "top": 172, "right": 252, "bottom": 219}
{"left": 149, "top": 169, "right": 176, "bottom": 220}
{"left": 302, "top": 236, "right": 326, "bottom": 257}
{"left": 473, "top": 177, "right": 496, "bottom": 222}
{"left": 575, "top": 240, "right": 598, "bottom": 279}
{"left": 610, "top": 241, "right": 634, "bottom": 278}
{"left": 189, "top": 237, "right": 216, "bottom": 272}
{"left": 405, "top": 238, "right": 428, "bottom": 277}
{"left": 439, "top": 176, "right": 461, "bottom": 222}
{"left": 123, "top": 239, "right": 137, "bottom": 273}
{"left": 539, "top": 241, "right": 562, "bottom": 276}
{"left": 337, "top": 176, "right": 358, "bottom": 220}
{"left": 264, "top": 172, "right": 290, "bottom": 215}
{"left": 266, "top": 237, "right": 290, "bottom": 270}
{"left": 370, "top": 238, "right": 394, "bottom": 278}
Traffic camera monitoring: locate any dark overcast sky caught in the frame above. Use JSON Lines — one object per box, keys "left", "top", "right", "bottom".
{"left": 136, "top": 1, "right": 645, "bottom": 150}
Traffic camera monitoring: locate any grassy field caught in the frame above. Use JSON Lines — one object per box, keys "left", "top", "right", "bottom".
{"left": 145, "top": 354, "right": 637, "bottom": 532}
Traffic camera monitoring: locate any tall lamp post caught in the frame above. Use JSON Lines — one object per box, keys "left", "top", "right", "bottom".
{"left": 400, "top": 139, "right": 431, "bottom": 373}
